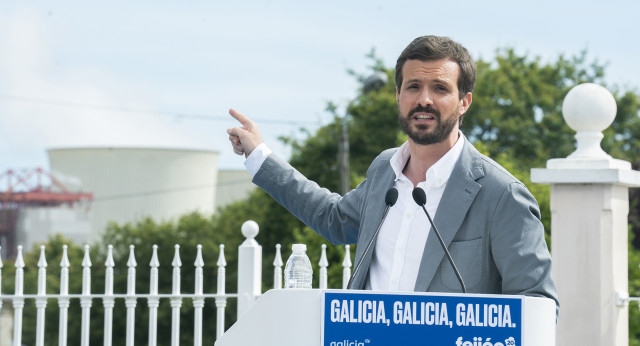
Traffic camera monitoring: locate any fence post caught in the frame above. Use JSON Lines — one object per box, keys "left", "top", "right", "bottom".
{"left": 193, "top": 244, "right": 205, "bottom": 346}
{"left": 215, "top": 244, "right": 227, "bottom": 340}
{"left": 58, "top": 245, "right": 70, "bottom": 346}
{"left": 170, "top": 245, "right": 182, "bottom": 346}
{"left": 103, "top": 245, "right": 115, "bottom": 346}
{"left": 125, "top": 245, "right": 137, "bottom": 346}
{"left": 531, "top": 83, "right": 640, "bottom": 345}
{"left": 237, "top": 220, "right": 262, "bottom": 317}
{"left": 80, "top": 245, "right": 92, "bottom": 346}
{"left": 148, "top": 245, "right": 160, "bottom": 346}
{"left": 319, "top": 244, "right": 328, "bottom": 289}
{"left": 273, "top": 244, "right": 283, "bottom": 289}
{"left": 35, "top": 246, "right": 47, "bottom": 346}
{"left": 12, "top": 246, "right": 24, "bottom": 346}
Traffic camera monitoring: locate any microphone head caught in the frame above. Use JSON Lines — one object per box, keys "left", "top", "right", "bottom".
{"left": 412, "top": 187, "right": 427, "bottom": 206}
{"left": 385, "top": 188, "right": 399, "bottom": 207}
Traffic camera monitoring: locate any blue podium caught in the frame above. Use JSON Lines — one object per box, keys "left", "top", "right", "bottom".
{"left": 215, "top": 289, "right": 555, "bottom": 346}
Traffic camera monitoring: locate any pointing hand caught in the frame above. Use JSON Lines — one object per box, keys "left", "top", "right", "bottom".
{"left": 227, "top": 108, "right": 264, "bottom": 158}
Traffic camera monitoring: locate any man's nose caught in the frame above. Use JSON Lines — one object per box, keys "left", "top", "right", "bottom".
{"left": 416, "top": 89, "right": 433, "bottom": 107}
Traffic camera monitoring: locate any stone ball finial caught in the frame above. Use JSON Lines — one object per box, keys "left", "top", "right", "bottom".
{"left": 563, "top": 83, "right": 617, "bottom": 133}
{"left": 561, "top": 83, "right": 617, "bottom": 160}
{"left": 241, "top": 220, "right": 259, "bottom": 240}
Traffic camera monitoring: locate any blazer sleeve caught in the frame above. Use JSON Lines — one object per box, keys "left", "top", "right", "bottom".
{"left": 252, "top": 153, "right": 367, "bottom": 245}
{"left": 490, "top": 182, "right": 559, "bottom": 309}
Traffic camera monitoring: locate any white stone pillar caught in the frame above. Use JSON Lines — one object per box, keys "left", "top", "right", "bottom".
{"left": 531, "top": 83, "right": 640, "bottom": 346}
{"left": 237, "top": 220, "right": 262, "bottom": 318}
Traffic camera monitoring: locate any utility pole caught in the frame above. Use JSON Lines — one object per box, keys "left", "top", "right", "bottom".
{"left": 339, "top": 117, "right": 350, "bottom": 195}
{"left": 338, "top": 72, "right": 388, "bottom": 196}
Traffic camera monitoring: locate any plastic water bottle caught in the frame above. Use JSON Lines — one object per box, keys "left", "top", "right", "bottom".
{"left": 284, "top": 244, "right": 313, "bottom": 288}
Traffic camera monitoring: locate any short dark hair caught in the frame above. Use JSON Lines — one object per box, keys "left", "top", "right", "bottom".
{"left": 395, "top": 35, "right": 476, "bottom": 99}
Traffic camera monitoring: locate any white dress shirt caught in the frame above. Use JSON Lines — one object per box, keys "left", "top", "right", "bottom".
{"left": 244, "top": 135, "right": 464, "bottom": 291}
{"left": 366, "top": 135, "right": 464, "bottom": 291}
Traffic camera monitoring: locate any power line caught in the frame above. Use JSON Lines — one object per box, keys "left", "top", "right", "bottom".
{"left": 0, "top": 93, "right": 316, "bottom": 126}
{"left": 91, "top": 178, "right": 255, "bottom": 202}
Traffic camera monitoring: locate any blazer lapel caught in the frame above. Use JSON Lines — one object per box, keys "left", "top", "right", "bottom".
{"left": 414, "top": 138, "right": 483, "bottom": 291}
{"left": 351, "top": 152, "right": 396, "bottom": 289}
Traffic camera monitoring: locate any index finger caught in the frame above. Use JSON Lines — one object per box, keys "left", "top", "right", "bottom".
{"left": 229, "top": 108, "right": 251, "bottom": 126}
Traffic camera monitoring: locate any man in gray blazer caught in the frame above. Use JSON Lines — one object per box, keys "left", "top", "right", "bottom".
{"left": 228, "top": 35, "right": 558, "bottom": 311}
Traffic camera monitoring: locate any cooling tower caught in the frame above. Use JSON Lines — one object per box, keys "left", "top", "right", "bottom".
{"left": 47, "top": 147, "right": 218, "bottom": 240}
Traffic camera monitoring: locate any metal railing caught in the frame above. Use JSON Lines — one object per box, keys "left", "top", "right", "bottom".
{"left": 0, "top": 220, "right": 353, "bottom": 346}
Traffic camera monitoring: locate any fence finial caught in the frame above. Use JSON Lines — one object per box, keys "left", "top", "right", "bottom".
{"left": 319, "top": 244, "right": 329, "bottom": 289}
{"left": 15, "top": 245, "right": 25, "bottom": 270}
{"left": 195, "top": 244, "right": 204, "bottom": 268}
{"left": 105, "top": 245, "right": 114, "bottom": 294}
{"left": 60, "top": 245, "right": 70, "bottom": 269}
{"left": 342, "top": 245, "right": 352, "bottom": 289}
{"left": 241, "top": 220, "right": 259, "bottom": 245}
{"left": 127, "top": 245, "right": 137, "bottom": 269}
{"left": 38, "top": 245, "right": 48, "bottom": 269}
{"left": 150, "top": 244, "right": 160, "bottom": 295}
{"left": 172, "top": 244, "right": 182, "bottom": 268}
{"left": 217, "top": 244, "right": 227, "bottom": 267}
{"left": 82, "top": 245, "right": 92, "bottom": 269}
{"left": 37, "top": 245, "right": 48, "bottom": 295}
{"left": 273, "top": 244, "right": 283, "bottom": 289}
{"left": 150, "top": 244, "right": 160, "bottom": 268}
{"left": 563, "top": 83, "right": 617, "bottom": 160}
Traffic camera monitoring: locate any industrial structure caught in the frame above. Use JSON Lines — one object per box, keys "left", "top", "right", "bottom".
{"left": 0, "top": 168, "right": 93, "bottom": 258}
{"left": 0, "top": 146, "right": 256, "bottom": 260}
{"left": 47, "top": 147, "right": 220, "bottom": 243}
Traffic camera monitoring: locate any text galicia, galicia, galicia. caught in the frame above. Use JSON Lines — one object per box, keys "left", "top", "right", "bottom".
{"left": 329, "top": 299, "right": 515, "bottom": 329}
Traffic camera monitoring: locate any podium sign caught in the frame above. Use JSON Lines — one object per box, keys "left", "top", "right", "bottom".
{"left": 322, "top": 291, "right": 522, "bottom": 346}
{"left": 215, "top": 289, "right": 554, "bottom": 346}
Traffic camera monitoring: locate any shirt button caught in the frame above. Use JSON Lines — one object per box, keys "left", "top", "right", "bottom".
{"left": 404, "top": 213, "right": 411, "bottom": 219}
{"left": 397, "top": 245, "right": 405, "bottom": 252}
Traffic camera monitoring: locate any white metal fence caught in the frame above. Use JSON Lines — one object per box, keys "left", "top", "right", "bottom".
{"left": 0, "top": 220, "right": 353, "bottom": 346}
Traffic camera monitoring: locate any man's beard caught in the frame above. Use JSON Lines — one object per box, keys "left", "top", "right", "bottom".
{"left": 398, "top": 105, "right": 459, "bottom": 145}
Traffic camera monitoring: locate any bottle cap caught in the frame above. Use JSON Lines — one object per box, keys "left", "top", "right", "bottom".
{"left": 292, "top": 244, "right": 307, "bottom": 252}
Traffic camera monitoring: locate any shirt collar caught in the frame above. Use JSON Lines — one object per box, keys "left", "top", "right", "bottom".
{"left": 389, "top": 131, "right": 465, "bottom": 188}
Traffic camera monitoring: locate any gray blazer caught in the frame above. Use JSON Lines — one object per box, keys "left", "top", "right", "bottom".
{"left": 253, "top": 137, "right": 558, "bottom": 309}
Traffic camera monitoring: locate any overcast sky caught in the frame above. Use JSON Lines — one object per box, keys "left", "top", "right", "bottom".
{"left": 1, "top": 0, "right": 638, "bottom": 184}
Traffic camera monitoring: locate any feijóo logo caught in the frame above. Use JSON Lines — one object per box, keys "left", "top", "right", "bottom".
{"left": 455, "top": 336, "right": 516, "bottom": 346}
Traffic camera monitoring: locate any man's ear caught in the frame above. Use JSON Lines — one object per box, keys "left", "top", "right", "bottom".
{"left": 459, "top": 92, "right": 472, "bottom": 115}
{"left": 396, "top": 86, "right": 400, "bottom": 103}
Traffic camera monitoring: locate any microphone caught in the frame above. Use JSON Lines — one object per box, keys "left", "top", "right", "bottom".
{"left": 347, "top": 187, "right": 398, "bottom": 289}
{"left": 412, "top": 187, "right": 467, "bottom": 293}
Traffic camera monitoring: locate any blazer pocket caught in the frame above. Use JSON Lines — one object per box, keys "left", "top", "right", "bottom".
{"left": 441, "top": 238, "right": 483, "bottom": 291}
